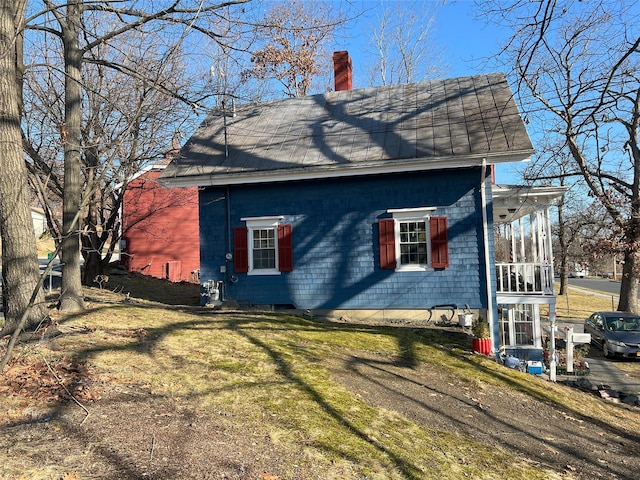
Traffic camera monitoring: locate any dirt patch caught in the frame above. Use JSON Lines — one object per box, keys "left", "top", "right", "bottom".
{"left": 1, "top": 357, "right": 317, "bottom": 480}
{"left": 326, "top": 349, "right": 639, "bottom": 480}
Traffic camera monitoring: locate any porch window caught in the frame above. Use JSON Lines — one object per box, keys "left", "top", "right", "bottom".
{"left": 234, "top": 216, "right": 293, "bottom": 274}
{"left": 514, "top": 305, "right": 535, "bottom": 345}
{"left": 499, "top": 304, "right": 538, "bottom": 347}
{"left": 379, "top": 207, "right": 449, "bottom": 271}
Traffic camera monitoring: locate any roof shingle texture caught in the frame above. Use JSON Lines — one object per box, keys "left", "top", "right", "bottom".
{"left": 161, "top": 72, "right": 533, "bottom": 180}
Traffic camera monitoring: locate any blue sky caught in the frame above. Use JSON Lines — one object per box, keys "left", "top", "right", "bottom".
{"left": 339, "top": 0, "right": 507, "bottom": 81}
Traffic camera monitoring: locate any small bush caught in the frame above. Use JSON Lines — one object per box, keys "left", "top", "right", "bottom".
{"left": 472, "top": 316, "right": 490, "bottom": 339}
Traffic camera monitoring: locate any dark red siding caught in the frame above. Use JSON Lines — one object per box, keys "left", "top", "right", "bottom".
{"left": 122, "top": 170, "right": 200, "bottom": 282}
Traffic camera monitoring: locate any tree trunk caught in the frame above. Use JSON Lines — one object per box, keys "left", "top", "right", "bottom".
{"left": 59, "top": 0, "right": 85, "bottom": 311}
{"left": 559, "top": 258, "right": 569, "bottom": 297}
{"left": 618, "top": 249, "right": 639, "bottom": 313}
{"left": 0, "top": 0, "right": 48, "bottom": 336}
{"left": 619, "top": 107, "right": 640, "bottom": 313}
{"left": 81, "top": 202, "right": 104, "bottom": 286}
{"left": 80, "top": 127, "right": 104, "bottom": 286}
{"left": 556, "top": 199, "right": 568, "bottom": 296}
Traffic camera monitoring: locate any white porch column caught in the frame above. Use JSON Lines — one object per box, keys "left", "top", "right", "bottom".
{"left": 510, "top": 222, "right": 516, "bottom": 262}
{"left": 544, "top": 206, "right": 553, "bottom": 264}
{"left": 519, "top": 217, "right": 526, "bottom": 262}
{"left": 531, "top": 212, "right": 539, "bottom": 264}
{"left": 549, "top": 302, "right": 557, "bottom": 382}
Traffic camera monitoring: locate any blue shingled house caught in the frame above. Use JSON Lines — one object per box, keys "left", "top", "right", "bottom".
{"left": 159, "top": 52, "right": 563, "bottom": 359}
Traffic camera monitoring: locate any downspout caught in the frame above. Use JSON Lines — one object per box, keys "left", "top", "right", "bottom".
{"left": 226, "top": 186, "right": 231, "bottom": 257}
{"left": 480, "top": 159, "right": 496, "bottom": 356}
{"left": 225, "top": 185, "right": 232, "bottom": 301}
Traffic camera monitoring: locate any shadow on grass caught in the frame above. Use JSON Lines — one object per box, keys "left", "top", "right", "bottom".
{"left": 82, "top": 273, "right": 201, "bottom": 306}
{"left": 9, "top": 306, "right": 451, "bottom": 477}
{"left": 340, "top": 349, "right": 640, "bottom": 480}
{"left": 6, "top": 302, "right": 640, "bottom": 479}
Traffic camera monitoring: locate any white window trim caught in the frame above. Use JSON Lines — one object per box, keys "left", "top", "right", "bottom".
{"left": 388, "top": 207, "right": 436, "bottom": 272}
{"left": 241, "top": 216, "right": 284, "bottom": 275}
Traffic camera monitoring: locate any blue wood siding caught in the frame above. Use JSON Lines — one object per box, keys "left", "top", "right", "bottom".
{"left": 199, "top": 168, "right": 495, "bottom": 310}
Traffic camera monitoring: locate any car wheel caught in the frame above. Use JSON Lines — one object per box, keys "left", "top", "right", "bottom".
{"left": 603, "top": 342, "right": 613, "bottom": 358}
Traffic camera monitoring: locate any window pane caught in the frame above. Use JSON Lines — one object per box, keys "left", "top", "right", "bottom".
{"left": 253, "top": 249, "right": 276, "bottom": 269}
{"left": 253, "top": 229, "right": 274, "bottom": 249}
{"left": 252, "top": 228, "right": 276, "bottom": 269}
{"left": 499, "top": 307, "right": 511, "bottom": 345}
{"left": 514, "top": 304, "right": 534, "bottom": 345}
{"left": 499, "top": 304, "right": 535, "bottom": 346}
{"left": 399, "top": 220, "right": 427, "bottom": 265}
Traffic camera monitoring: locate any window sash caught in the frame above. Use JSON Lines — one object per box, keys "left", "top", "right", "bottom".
{"left": 398, "top": 221, "right": 428, "bottom": 265}
{"left": 249, "top": 227, "right": 277, "bottom": 272}
{"left": 251, "top": 228, "right": 276, "bottom": 270}
{"left": 514, "top": 306, "right": 534, "bottom": 345}
{"left": 395, "top": 217, "right": 431, "bottom": 270}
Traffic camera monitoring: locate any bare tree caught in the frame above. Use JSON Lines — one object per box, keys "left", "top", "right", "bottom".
{"left": 553, "top": 185, "right": 604, "bottom": 295}
{"left": 17, "top": 0, "right": 251, "bottom": 312}
{"left": 483, "top": 0, "right": 640, "bottom": 312}
{"left": 242, "top": 0, "right": 344, "bottom": 97}
{"left": 0, "top": 0, "right": 49, "bottom": 338}
{"left": 365, "top": 0, "right": 448, "bottom": 86}
{"left": 521, "top": 143, "right": 589, "bottom": 295}
{"left": 0, "top": 0, "right": 340, "bottom": 340}
{"left": 23, "top": 27, "right": 201, "bottom": 286}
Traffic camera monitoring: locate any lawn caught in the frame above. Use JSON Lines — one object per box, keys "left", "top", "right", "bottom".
{"left": 1, "top": 275, "right": 639, "bottom": 479}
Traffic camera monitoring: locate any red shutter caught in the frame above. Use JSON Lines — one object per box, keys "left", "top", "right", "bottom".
{"left": 430, "top": 216, "right": 449, "bottom": 269}
{"left": 233, "top": 226, "right": 249, "bottom": 273}
{"left": 278, "top": 224, "right": 293, "bottom": 272}
{"left": 378, "top": 219, "right": 396, "bottom": 270}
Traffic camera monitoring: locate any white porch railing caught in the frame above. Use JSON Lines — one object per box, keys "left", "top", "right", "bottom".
{"left": 496, "top": 263, "right": 554, "bottom": 295}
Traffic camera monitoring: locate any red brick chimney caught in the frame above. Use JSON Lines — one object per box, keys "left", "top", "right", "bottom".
{"left": 333, "top": 51, "right": 352, "bottom": 91}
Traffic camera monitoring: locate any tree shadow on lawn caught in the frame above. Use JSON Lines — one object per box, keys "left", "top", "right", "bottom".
{"left": 339, "top": 349, "right": 640, "bottom": 480}
{"left": 10, "top": 306, "right": 470, "bottom": 478}
{"left": 9, "top": 303, "right": 640, "bottom": 478}
{"left": 449, "top": 349, "right": 640, "bottom": 473}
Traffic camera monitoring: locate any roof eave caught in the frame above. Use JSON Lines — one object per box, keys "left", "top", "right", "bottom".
{"left": 159, "top": 150, "right": 533, "bottom": 188}
{"left": 492, "top": 184, "right": 567, "bottom": 224}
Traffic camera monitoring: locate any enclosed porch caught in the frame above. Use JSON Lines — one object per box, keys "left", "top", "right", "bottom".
{"left": 492, "top": 185, "right": 565, "bottom": 362}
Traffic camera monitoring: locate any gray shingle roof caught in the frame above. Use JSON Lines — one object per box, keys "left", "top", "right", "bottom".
{"left": 160, "top": 72, "right": 533, "bottom": 187}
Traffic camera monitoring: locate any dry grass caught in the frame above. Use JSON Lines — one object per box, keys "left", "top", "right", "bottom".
{"left": 39, "top": 306, "right": 564, "bottom": 479}
{"left": 554, "top": 287, "right": 619, "bottom": 321}
{"left": 536, "top": 282, "right": 622, "bottom": 324}
{"left": 2, "top": 277, "right": 640, "bottom": 479}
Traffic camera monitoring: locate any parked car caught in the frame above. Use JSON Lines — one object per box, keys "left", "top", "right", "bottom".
{"left": 584, "top": 311, "right": 640, "bottom": 358}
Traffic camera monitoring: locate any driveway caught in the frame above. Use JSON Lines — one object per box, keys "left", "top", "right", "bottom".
{"left": 575, "top": 346, "right": 640, "bottom": 393}
{"left": 556, "top": 320, "right": 640, "bottom": 393}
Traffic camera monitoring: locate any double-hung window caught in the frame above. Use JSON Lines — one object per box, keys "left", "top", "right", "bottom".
{"left": 251, "top": 227, "right": 276, "bottom": 270}
{"left": 233, "top": 216, "right": 293, "bottom": 275}
{"left": 398, "top": 219, "right": 428, "bottom": 267}
{"left": 379, "top": 208, "right": 449, "bottom": 271}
